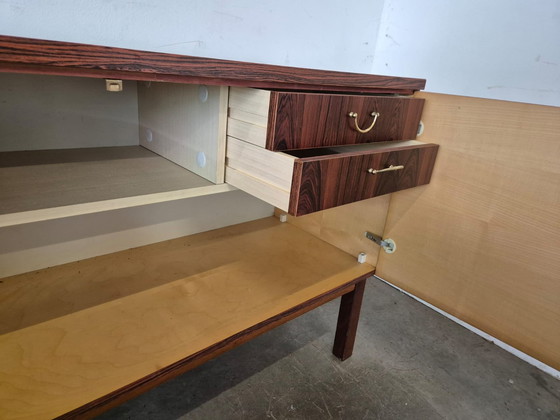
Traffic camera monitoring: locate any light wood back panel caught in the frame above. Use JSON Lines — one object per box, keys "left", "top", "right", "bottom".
{"left": 0, "top": 73, "right": 139, "bottom": 151}
{"left": 138, "top": 82, "right": 228, "bottom": 183}
{"left": 377, "top": 92, "right": 560, "bottom": 369}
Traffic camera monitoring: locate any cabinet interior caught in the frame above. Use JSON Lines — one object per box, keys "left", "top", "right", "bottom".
{"left": 0, "top": 73, "right": 231, "bottom": 227}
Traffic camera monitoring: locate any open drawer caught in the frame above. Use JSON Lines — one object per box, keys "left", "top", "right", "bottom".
{"left": 226, "top": 138, "right": 439, "bottom": 216}
{"left": 228, "top": 87, "right": 425, "bottom": 151}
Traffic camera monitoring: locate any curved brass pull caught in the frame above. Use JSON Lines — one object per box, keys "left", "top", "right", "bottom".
{"left": 367, "top": 165, "right": 404, "bottom": 175}
{"left": 348, "top": 111, "right": 380, "bottom": 133}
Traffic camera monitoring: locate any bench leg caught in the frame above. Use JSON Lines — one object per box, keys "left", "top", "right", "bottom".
{"left": 332, "top": 278, "right": 367, "bottom": 361}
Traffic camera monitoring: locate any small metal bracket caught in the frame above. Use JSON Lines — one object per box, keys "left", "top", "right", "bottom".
{"left": 364, "top": 231, "right": 397, "bottom": 254}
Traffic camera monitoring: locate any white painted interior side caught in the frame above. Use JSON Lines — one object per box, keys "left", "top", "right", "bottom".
{"left": 0, "top": 190, "right": 273, "bottom": 278}
{"left": 0, "top": 73, "right": 139, "bottom": 151}
{"left": 372, "top": 0, "right": 560, "bottom": 107}
{"left": 0, "top": 0, "right": 385, "bottom": 73}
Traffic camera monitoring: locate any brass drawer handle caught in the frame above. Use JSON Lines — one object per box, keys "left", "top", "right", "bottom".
{"left": 348, "top": 111, "right": 380, "bottom": 133}
{"left": 367, "top": 165, "right": 404, "bottom": 175}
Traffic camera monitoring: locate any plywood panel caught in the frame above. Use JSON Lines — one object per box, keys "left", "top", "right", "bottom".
{"left": 227, "top": 87, "right": 270, "bottom": 148}
{"left": 226, "top": 136, "right": 295, "bottom": 191}
{"left": 0, "top": 217, "right": 374, "bottom": 419}
{"left": 138, "top": 82, "right": 228, "bottom": 183}
{"left": 226, "top": 117, "right": 267, "bottom": 148}
{"left": 377, "top": 92, "right": 560, "bottom": 369}
{"left": 277, "top": 194, "right": 391, "bottom": 267}
{"left": 229, "top": 87, "right": 271, "bottom": 116}
{"left": 226, "top": 167, "right": 290, "bottom": 211}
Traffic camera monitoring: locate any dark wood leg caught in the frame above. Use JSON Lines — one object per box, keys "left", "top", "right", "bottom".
{"left": 332, "top": 278, "right": 367, "bottom": 361}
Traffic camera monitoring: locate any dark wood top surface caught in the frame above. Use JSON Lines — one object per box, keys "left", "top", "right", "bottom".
{"left": 0, "top": 35, "right": 425, "bottom": 94}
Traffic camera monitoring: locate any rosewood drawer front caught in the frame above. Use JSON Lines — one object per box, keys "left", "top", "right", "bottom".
{"left": 225, "top": 138, "right": 438, "bottom": 216}
{"left": 289, "top": 143, "right": 438, "bottom": 216}
{"left": 228, "top": 87, "right": 425, "bottom": 151}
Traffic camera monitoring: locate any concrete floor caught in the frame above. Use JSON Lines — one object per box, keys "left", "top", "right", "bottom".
{"left": 99, "top": 277, "right": 560, "bottom": 420}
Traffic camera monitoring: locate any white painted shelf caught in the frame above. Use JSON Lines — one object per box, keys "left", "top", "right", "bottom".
{"left": 0, "top": 146, "right": 234, "bottom": 227}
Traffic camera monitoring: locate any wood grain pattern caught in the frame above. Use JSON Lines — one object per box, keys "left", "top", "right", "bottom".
{"left": 0, "top": 35, "right": 425, "bottom": 94}
{"left": 376, "top": 92, "right": 560, "bottom": 370}
{"left": 227, "top": 87, "right": 271, "bottom": 148}
{"left": 0, "top": 217, "right": 375, "bottom": 418}
{"left": 0, "top": 146, "right": 237, "bottom": 227}
{"left": 267, "top": 92, "right": 424, "bottom": 150}
{"left": 226, "top": 117, "right": 268, "bottom": 148}
{"left": 289, "top": 143, "right": 439, "bottom": 216}
{"left": 225, "top": 166, "right": 290, "bottom": 211}
{"left": 333, "top": 278, "right": 367, "bottom": 361}
{"left": 57, "top": 279, "right": 366, "bottom": 420}
{"left": 228, "top": 87, "right": 271, "bottom": 117}
{"left": 226, "top": 137, "right": 295, "bottom": 191}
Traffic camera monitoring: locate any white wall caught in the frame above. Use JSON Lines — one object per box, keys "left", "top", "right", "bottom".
{"left": 0, "top": 0, "right": 384, "bottom": 73}
{"left": 372, "top": 0, "right": 560, "bottom": 107}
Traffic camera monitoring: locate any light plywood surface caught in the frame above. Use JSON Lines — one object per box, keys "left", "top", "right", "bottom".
{"left": 226, "top": 117, "right": 267, "bottom": 148}
{"left": 227, "top": 87, "right": 270, "bottom": 148}
{"left": 138, "top": 82, "right": 228, "bottom": 183}
{"left": 277, "top": 194, "right": 392, "bottom": 266}
{"left": 0, "top": 146, "right": 233, "bottom": 227}
{"left": 226, "top": 137, "right": 295, "bottom": 191}
{"left": 228, "top": 87, "right": 271, "bottom": 117}
{"left": 0, "top": 217, "right": 374, "bottom": 419}
{"left": 229, "top": 107, "right": 268, "bottom": 127}
{"left": 226, "top": 166, "right": 290, "bottom": 211}
{"left": 377, "top": 92, "right": 560, "bottom": 369}
{"left": 225, "top": 127, "right": 294, "bottom": 213}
